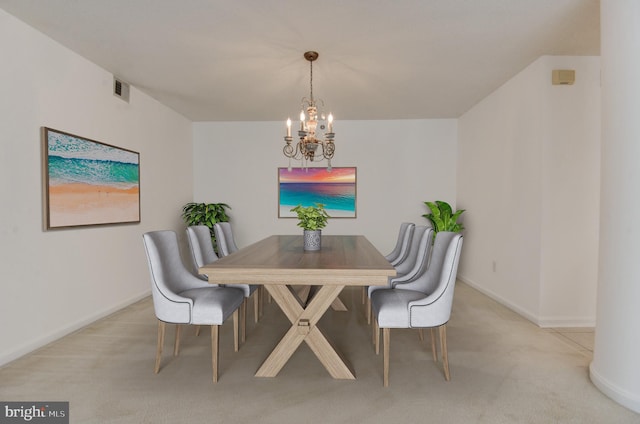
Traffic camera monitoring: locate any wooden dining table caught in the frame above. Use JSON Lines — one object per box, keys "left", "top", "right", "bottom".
{"left": 199, "top": 234, "right": 396, "bottom": 379}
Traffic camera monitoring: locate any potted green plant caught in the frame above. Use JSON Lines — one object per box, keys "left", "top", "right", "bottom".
{"left": 290, "top": 203, "right": 330, "bottom": 251}
{"left": 422, "top": 200, "right": 465, "bottom": 233}
{"left": 181, "top": 202, "right": 231, "bottom": 252}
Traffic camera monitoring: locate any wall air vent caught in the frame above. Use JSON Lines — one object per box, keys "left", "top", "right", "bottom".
{"left": 113, "top": 77, "right": 130, "bottom": 102}
{"left": 552, "top": 70, "right": 575, "bottom": 85}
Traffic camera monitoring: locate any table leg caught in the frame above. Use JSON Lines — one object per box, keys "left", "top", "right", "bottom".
{"left": 296, "top": 285, "right": 348, "bottom": 311}
{"left": 330, "top": 296, "right": 348, "bottom": 311}
{"left": 256, "top": 284, "right": 356, "bottom": 379}
{"left": 294, "top": 285, "right": 311, "bottom": 304}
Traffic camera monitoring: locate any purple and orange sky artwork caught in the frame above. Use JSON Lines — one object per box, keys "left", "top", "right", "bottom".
{"left": 278, "top": 167, "right": 356, "bottom": 184}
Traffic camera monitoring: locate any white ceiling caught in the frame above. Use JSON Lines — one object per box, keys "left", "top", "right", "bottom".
{"left": 0, "top": 0, "right": 600, "bottom": 121}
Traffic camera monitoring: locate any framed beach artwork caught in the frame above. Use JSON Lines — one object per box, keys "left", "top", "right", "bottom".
{"left": 278, "top": 167, "right": 357, "bottom": 218}
{"left": 42, "top": 127, "right": 140, "bottom": 229}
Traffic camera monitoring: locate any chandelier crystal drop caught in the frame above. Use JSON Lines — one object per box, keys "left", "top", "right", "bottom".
{"left": 283, "top": 51, "right": 335, "bottom": 170}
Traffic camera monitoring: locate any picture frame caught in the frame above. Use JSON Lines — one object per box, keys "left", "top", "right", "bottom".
{"left": 42, "top": 127, "right": 140, "bottom": 229}
{"left": 278, "top": 167, "right": 357, "bottom": 218}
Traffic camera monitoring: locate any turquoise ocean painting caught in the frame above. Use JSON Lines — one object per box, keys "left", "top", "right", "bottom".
{"left": 279, "top": 167, "right": 356, "bottom": 218}
{"left": 47, "top": 133, "right": 139, "bottom": 188}
{"left": 44, "top": 128, "right": 140, "bottom": 228}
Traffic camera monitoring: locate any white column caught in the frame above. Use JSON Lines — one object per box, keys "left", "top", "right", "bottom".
{"left": 590, "top": 0, "right": 640, "bottom": 413}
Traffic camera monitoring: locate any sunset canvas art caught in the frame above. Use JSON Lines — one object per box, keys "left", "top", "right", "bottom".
{"left": 43, "top": 127, "right": 140, "bottom": 229}
{"left": 278, "top": 167, "right": 356, "bottom": 218}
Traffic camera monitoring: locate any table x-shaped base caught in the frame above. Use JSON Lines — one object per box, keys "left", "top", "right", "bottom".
{"left": 255, "top": 284, "right": 356, "bottom": 379}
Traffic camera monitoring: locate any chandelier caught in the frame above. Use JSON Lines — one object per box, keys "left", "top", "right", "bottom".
{"left": 284, "top": 51, "right": 335, "bottom": 170}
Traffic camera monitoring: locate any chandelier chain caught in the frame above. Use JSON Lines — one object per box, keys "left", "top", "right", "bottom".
{"left": 309, "top": 60, "right": 314, "bottom": 102}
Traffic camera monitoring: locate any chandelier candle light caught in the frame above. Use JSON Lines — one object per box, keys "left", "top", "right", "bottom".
{"left": 284, "top": 51, "right": 335, "bottom": 171}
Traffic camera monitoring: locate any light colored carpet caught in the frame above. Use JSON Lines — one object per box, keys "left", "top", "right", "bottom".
{"left": 1, "top": 283, "right": 638, "bottom": 424}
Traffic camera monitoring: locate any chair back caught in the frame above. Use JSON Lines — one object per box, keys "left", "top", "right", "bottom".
{"left": 385, "top": 222, "right": 414, "bottom": 263}
{"left": 369, "top": 226, "right": 425, "bottom": 298}
{"left": 390, "top": 227, "right": 434, "bottom": 286}
{"left": 186, "top": 225, "right": 218, "bottom": 281}
{"left": 143, "top": 231, "right": 208, "bottom": 323}
{"left": 408, "top": 232, "right": 463, "bottom": 328}
{"left": 394, "top": 226, "right": 430, "bottom": 276}
{"left": 213, "top": 222, "right": 239, "bottom": 257}
{"left": 389, "top": 223, "right": 415, "bottom": 266}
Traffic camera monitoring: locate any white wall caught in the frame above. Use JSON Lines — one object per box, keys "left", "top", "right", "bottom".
{"left": 457, "top": 55, "right": 600, "bottom": 327}
{"left": 193, "top": 119, "right": 458, "bottom": 253}
{"left": 0, "top": 10, "right": 193, "bottom": 365}
{"left": 539, "top": 56, "right": 601, "bottom": 326}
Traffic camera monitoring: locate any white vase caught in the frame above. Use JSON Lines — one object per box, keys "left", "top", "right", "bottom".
{"left": 303, "top": 230, "right": 321, "bottom": 251}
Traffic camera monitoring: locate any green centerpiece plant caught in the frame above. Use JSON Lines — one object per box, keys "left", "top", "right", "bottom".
{"left": 291, "top": 203, "right": 330, "bottom": 231}
{"left": 291, "top": 203, "right": 330, "bottom": 251}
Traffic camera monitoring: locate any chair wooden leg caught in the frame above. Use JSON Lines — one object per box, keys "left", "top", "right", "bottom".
{"left": 195, "top": 325, "right": 201, "bottom": 336}
{"left": 418, "top": 328, "right": 424, "bottom": 342}
{"left": 173, "top": 324, "right": 181, "bottom": 356}
{"left": 430, "top": 328, "right": 438, "bottom": 362}
{"left": 211, "top": 325, "right": 219, "bottom": 383}
{"left": 374, "top": 319, "right": 380, "bottom": 354}
{"left": 439, "top": 325, "right": 450, "bottom": 381}
{"left": 383, "top": 327, "right": 390, "bottom": 387}
{"left": 233, "top": 309, "right": 239, "bottom": 352}
{"left": 258, "top": 286, "right": 264, "bottom": 318}
{"left": 155, "top": 320, "right": 165, "bottom": 374}
{"left": 240, "top": 299, "right": 247, "bottom": 343}
{"left": 253, "top": 291, "right": 259, "bottom": 323}
{"left": 366, "top": 297, "right": 371, "bottom": 325}
{"left": 371, "top": 315, "right": 376, "bottom": 345}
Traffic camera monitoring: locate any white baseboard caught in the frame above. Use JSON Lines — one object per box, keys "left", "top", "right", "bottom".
{"left": 458, "top": 274, "right": 540, "bottom": 324}
{"left": 537, "top": 316, "right": 595, "bottom": 328}
{"left": 590, "top": 362, "right": 640, "bottom": 414}
{"left": 457, "top": 275, "right": 594, "bottom": 328}
{"left": 0, "top": 290, "right": 150, "bottom": 367}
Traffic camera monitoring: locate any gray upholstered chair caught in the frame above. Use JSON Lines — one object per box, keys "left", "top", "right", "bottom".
{"left": 371, "top": 231, "right": 463, "bottom": 386}
{"left": 213, "top": 222, "right": 239, "bottom": 256}
{"left": 142, "top": 230, "right": 245, "bottom": 382}
{"left": 387, "top": 227, "right": 435, "bottom": 289}
{"left": 186, "top": 225, "right": 224, "bottom": 337}
{"left": 366, "top": 226, "right": 433, "bottom": 324}
{"left": 186, "top": 225, "right": 219, "bottom": 283}
{"left": 187, "top": 225, "right": 254, "bottom": 341}
{"left": 213, "top": 222, "right": 261, "bottom": 325}
{"left": 386, "top": 222, "right": 415, "bottom": 266}
{"left": 363, "top": 222, "right": 416, "bottom": 305}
